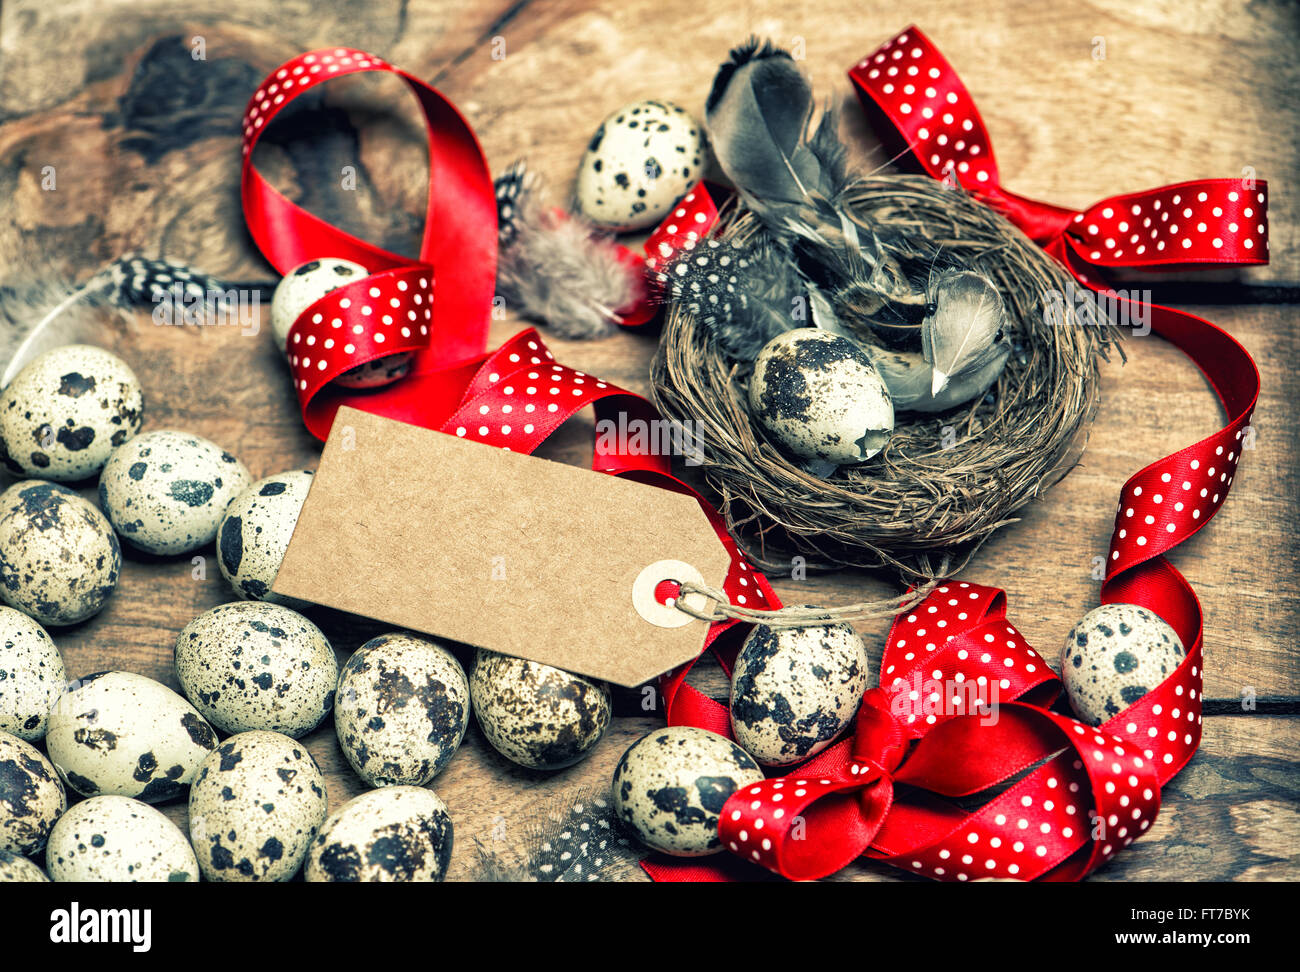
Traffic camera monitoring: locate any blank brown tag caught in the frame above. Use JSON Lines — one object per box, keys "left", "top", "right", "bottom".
{"left": 273, "top": 407, "right": 731, "bottom": 687}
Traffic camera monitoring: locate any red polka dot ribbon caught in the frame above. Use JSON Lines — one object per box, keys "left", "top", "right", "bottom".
{"left": 643, "top": 25, "right": 1262, "bottom": 882}
{"left": 239, "top": 51, "right": 781, "bottom": 661}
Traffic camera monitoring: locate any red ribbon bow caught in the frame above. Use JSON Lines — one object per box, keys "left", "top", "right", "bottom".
{"left": 238, "top": 50, "right": 782, "bottom": 674}
{"left": 644, "top": 25, "right": 1263, "bottom": 882}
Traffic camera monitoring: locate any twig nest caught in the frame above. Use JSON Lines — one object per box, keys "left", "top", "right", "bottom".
{"left": 334, "top": 633, "right": 470, "bottom": 786}
{"left": 46, "top": 796, "right": 198, "bottom": 882}
{"left": 1062, "top": 603, "right": 1184, "bottom": 726}
{"left": 0, "top": 345, "right": 143, "bottom": 482}
{"left": 574, "top": 100, "right": 705, "bottom": 231}
{"left": 730, "top": 618, "right": 870, "bottom": 766}
{"left": 46, "top": 671, "right": 217, "bottom": 803}
{"left": 271, "top": 259, "right": 412, "bottom": 389}
{"left": 188, "top": 731, "right": 328, "bottom": 882}
{"left": 747, "top": 330, "right": 893, "bottom": 464}
{"left": 470, "top": 648, "right": 611, "bottom": 771}
{"left": 304, "top": 786, "right": 453, "bottom": 882}
{"left": 612, "top": 726, "right": 763, "bottom": 857}
{"left": 0, "top": 731, "right": 65, "bottom": 855}
{"left": 0, "top": 607, "right": 65, "bottom": 741}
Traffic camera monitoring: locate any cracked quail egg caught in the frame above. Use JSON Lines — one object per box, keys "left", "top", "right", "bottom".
{"left": 1062, "top": 603, "right": 1185, "bottom": 726}
{"left": 0, "top": 344, "right": 144, "bottom": 482}
{"left": 730, "top": 618, "right": 870, "bottom": 766}
{"left": 304, "top": 786, "right": 453, "bottom": 882}
{"left": 335, "top": 632, "right": 469, "bottom": 787}
{"left": 174, "top": 601, "right": 337, "bottom": 738}
{"left": 575, "top": 100, "right": 705, "bottom": 231}
{"left": 470, "top": 648, "right": 611, "bottom": 770}
{"left": 0, "top": 480, "right": 120, "bottom": 626}
{"left": 0, "top": 606, "right": 66, "bottom": 740}
{"left": 188, "top": 730, "right": 327, "bottom": 882}
{"left": 45, "top": 795, "right": 198, "bottom": 882}
{"left": 612, "top": 726, "right": 763, "bottom": 856}
{"left": 748, "top": 329, "right": 894, "bottom": 464}
{"left": 45, "top": 670, "right": 217, "bottom": 803}
{"left": 217, "top": 469, "right": 314, "bottom": 604}
{"left": 99, "top": 429, "right": 250, "bottom": 555}
{"left": 271, "top": 259, "right": 412, "bottom": 389}
{"left": 0, "top": 848, "right": 47, "bottom": 881}
{"left": 0, "top": 730, "right": 65, "bottom": 855}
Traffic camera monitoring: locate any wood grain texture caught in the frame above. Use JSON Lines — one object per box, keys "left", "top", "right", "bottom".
{"left": 0, "top": 0, "right": 1295, "bottom": 883}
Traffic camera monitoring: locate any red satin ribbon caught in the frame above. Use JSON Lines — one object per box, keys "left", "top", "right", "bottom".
{"left": 644, "top": 25, "right": 1262, "bottom": 882}
{"left": 239, "top": 52, "right": 782, "bottom": 673}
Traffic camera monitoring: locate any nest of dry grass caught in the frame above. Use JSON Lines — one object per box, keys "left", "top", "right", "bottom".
{"left": 651, "top": 174, "right": 1119, "bottom": 583}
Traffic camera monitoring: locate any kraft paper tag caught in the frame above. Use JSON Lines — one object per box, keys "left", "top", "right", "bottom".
{"left": 273, "top": 407, "right": 732, "bottom": 687}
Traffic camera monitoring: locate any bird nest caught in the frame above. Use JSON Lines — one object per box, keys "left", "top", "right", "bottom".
{"left": 651, "top": 174, "right": 1120, "bottom": 582}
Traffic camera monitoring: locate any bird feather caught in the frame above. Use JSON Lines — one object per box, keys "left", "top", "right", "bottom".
{"left": 921, "top": 270, "right": 1009, "bottom": 394}
{"left": 494, "top": 161, "right": 640, "bottom": 340}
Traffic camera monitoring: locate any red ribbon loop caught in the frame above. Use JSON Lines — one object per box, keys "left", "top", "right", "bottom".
{"left": 849, "top": 26, "right": 1269, "bottom": 276}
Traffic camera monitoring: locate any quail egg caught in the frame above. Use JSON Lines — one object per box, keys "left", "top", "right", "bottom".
{"left": 1062, "top": 603, "right": 1185, "bottom": 726}
{"left": 575, "top": 100, "right": 706, "bottom": 231}
{"left": 335, "top": 632, "right": 469, "bottom": 787}
{"left": 45, "top": 795, "right": 198, "bottom": 882}
{"left": 0, "top": 730, "right": 65, "bottom": 854}
{"left": 217, "top": 469, "right": 313, "bottom": 604}
{"left": 748, "top": 329, "right": 894, "bottom": 464}
{"left": 99, "top": 429, "right": 249, "bottom": 555}
{"left": 304, "top": 786, "right": 453, "bottom": 882}
{"left": 612, "top": 726, "right": 763, "bottom": 856}
{"left": 45, "top": 670, "right": 218, "bottom": 802}
{"left": 470, "top": 648, "right": 611, "bottom": 770}
{"left": 0, "top": 607, "right": 66, "bottom": 740}
{"left": 271, "top": 259, "right": 412, "bottom": 389}
{"left": 730, "top": 618, "right": 870, "bottom": 766}
{"left": 0, "top": 480, "right": 120, "bottom": 625}
{"left": 174, "top": 601, "right": 337, "bottom": 738}
{"left": 188, "top": 730, "right": 328, "bottom": 882}
{"left": 0, "top": 344, "right": 144, "bottom": 481}
{"left": 0, "top": 848, "right": 47, "bottom": 881}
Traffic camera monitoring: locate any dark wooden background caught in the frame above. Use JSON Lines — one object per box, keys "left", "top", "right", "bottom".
{"left": 0, "top": 0, "right": 1296, "bottom": 881}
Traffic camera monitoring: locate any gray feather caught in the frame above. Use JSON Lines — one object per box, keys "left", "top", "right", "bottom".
{"left": 494, "top": 161, "right": 639, "bottom": 340}
{"left": 921, "top": 270, "right": 1010, "bottom": 395}
{"left": 867, "top": 342, "right": 1011, "bottom": 413}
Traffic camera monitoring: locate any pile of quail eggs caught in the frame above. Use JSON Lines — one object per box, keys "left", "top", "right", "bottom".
{"left": 0, "top": 342, "right": 619, "bottom": 883}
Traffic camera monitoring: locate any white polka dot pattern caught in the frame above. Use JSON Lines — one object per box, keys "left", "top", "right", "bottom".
{"left": 849, "top": 28, "right": 1269, "bottom": 268}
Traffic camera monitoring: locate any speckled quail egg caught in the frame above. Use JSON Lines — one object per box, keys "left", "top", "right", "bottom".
{"left": 45, "top": 670, "right": 217, "bottom": 803}
{"left": 574, "top": 100, "right": 705, "bottom": 231}
{"left": 0, "top": 848, "right": 47, "bottom": 881}
{"left": 730, "top": 618, "right": 870, "bottom": 766}
{"left": 0, "top": 730, "right": 65, "bottom": 854}
{"left": 271, "top": 259, "right": 413, "bottom": 389}
{"left": 99, "top": 429, "right": 250, "bottom": 555}
{"left": 0, "top": 607, "right": 66, "bottom": 740}
{"left": 1062, "top": 603, "right": 1185, "bottom": 726}
{"left": 612, "top": 726, "right": 763, "bottom": 857}
{"left": 335, "top": 632, "right": 469, "bottom": 787}
{"left": 217, "top": 469, "right": 313, "bottom": 604}
{"left": 175, "top": 601, "right": 337, "bottom": 738}
{"left": 470, "top": 648, "right": 611, "bottom": 770}
{"left": 0, "top": 481, "right": 120, "bottom": 625}
{"left": 45, "top": 795, "right": 198, "bottom": 882}
{"left": 188, "top": 730, "right": 328, "bottom": 882}
{"left": 0, "top": 344, "right": 144, "bottom": 481}
{"left": 304, "top": 786, "right": 453, "bottom": 882}
{"left": 748, "top": 329, "right": 894, "bottom": 464}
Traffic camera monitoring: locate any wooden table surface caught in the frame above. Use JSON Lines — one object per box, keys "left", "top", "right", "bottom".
{"left": 0, "top": 0, "right": 1296, "bottom": 882}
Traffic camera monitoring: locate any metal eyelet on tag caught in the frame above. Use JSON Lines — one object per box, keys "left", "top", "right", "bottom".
{"left": 632, "top": 560, "right": 709, "bottom": 628}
